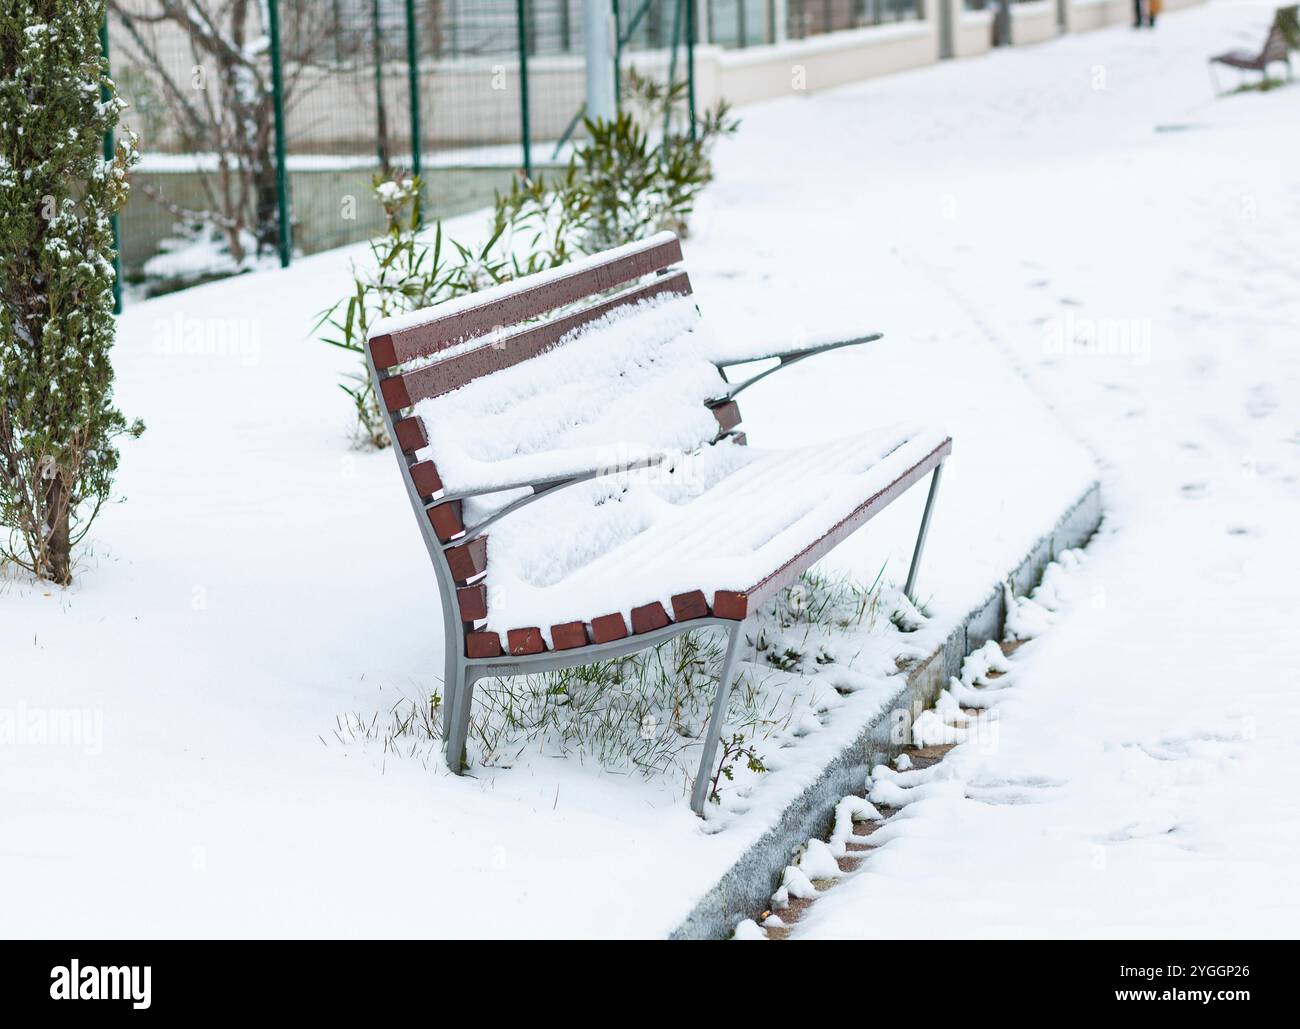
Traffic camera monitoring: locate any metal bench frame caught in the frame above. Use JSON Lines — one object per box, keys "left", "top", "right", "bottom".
{"left": 366, "top": 239, "right": 948, "bottom": 815}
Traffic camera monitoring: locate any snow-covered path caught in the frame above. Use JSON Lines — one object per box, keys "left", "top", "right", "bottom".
{"left": 749, "top": 3, "right": 1300, "bottom": 937}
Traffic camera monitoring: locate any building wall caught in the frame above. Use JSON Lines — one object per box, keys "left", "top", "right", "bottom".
{"left": 710, "top": 21, "right": 939, "bottom": 104}
{"left": 952, "top": 5, "right": 995, "bottom": 59}
{"left": 1011, "top": 1, "right": 1061, "bottom": 45}
{"left": 1066, "top": 0, "right": 1122, "bottom": 32}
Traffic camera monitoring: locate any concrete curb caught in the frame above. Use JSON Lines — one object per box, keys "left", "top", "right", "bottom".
{"left": 669, "top": 481, "right": 1104, "bottom": 940}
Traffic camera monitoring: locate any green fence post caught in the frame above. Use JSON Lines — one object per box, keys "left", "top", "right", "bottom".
{"left": 516, "top": 0, "right": 532, "bottom": 179}
{"left": 371, "top": 0, "right": 390, "bottom": 172}
{"left": 404, "top": 0, "right": 423, "bottom": 226}
{"left": 665, "top": 0, "right": 682, "bottom": 142}
{"left": 613, "top": 1, "right": 621, "bottom": 111}
{"left": 99, "top": 17, "right": 122, "bottom": 314}
{"left": 687, "top": 0, "right": 697, "bottom": 141}
{"left": 267, "top": 0, "right": 292, "bottom": 268}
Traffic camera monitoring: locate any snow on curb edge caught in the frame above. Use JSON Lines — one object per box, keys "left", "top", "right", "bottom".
{"left": 669, "top": 481, "right": 1104, "bottom": 940}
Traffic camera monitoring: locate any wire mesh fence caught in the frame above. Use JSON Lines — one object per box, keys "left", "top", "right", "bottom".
{"left": 785, "top": 0, "right": 922, "bottom": 39}
{"left": 106, "top": 1, "right": 703, "bottom": 300}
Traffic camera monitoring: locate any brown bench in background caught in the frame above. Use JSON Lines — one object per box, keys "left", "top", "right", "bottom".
{"left": 366, "top": 232, "right": 951, "bottom": 815}
{"left": 1210, "top": 5, "right": 1297, "bottom": 94}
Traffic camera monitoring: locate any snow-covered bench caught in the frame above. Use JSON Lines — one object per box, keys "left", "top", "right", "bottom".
{"left": 1209, "top": 5, "right": 1297, "bottom": 92}
{"left": 366, "top": 232, "right": 951, "bottom": 814}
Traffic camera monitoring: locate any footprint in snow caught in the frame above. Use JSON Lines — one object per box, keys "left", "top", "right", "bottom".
{"left": 1245, "top": 385, "right": 1277, "bottom": 419}
{"left": 1180, "top": 482, "right": 1209, "bottom": 499}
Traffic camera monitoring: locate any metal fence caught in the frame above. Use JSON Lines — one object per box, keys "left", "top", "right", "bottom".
{"left": 105, "top": 0, "right": 929, "bottom": 301}
{"left": 106, "top": 0, "right": 709, "bottom": 301}
{"left": 706, "top": 0, "right": 920, "bottom": 46}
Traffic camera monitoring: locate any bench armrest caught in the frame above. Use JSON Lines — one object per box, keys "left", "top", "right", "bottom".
{"left": 710, "top": 333, "right": 882, "bottom": 404}
{"left": 440, "top": 452, "right": 669, "bottom": 546}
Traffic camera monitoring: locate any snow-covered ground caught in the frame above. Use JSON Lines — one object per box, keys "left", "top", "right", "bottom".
{"left": 759, "top": 3, "right": 1300, "bottom": 937}
{"left": 3, "top": 0, "right": 1295, "bottom": 938}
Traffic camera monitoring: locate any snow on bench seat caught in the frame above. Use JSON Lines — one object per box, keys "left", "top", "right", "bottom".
{"left": 475, "top": 425, "right": 951, "bottom": 648}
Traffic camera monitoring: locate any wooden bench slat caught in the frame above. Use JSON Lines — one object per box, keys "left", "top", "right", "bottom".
{"left": 590, "top": 612, "right": 629, "bottom": 644}
{"left": 631, "top": 601, "right": 671, "bottom": 635}
{"left": 393, "top": 416, "right": 428, "bottom": 453}
{"left": 445, "top": 537, "right": 487, "bottom": 582}
{"left": 466, "top": 631, "right": 502, "bottom": 658}
{"left": 457, "top": 583, "right": 488, "bottom": 622}
{"left": 711, "top": 400, "right": 742, "bottom": 435}
{"left": 713, "top": 437, "right": 952, "bottom": 620}
{"left": 507, "top": 627, "right": 546, "bottom": 655}
{"left": 369, "top": 234, "right": 684, "bottom": 369}
{"left": 550, "top": 621, "right": 590, "bottom": 650}
{"left": 670, "top": 590, "right": 710, "bottom": 622}
{"left": 410, "top": 460, "right": 442, "bottom": 498}
{"left": 381, "top": 271, "right": 694, "bottom": 412}
{"left": 427, "top": 500, "right": 464, "bottom": 542}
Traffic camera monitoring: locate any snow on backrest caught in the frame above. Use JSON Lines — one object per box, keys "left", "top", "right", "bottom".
{"left": 369, "top": 232, "right": 684, "bottom": 368}
{"left": 411, "top": 291, "right": 728, "bottom": 495}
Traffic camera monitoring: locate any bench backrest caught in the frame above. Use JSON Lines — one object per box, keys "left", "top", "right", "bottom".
{"left": 370, "top": 233, "right": 690, "bottom": 412}
{"left": 1265, "top": 5, "right": 1298, "bottom": 61}
{"left": 367, "top": 233, "right": 744, "bottom": 651}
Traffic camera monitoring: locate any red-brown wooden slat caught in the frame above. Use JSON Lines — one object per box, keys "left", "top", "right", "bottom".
{"left": 631, "top": 601, "right": 671, "bottom": 634}
{"left": 712, "top": 591, "right": 748, "bottom": 620}
{"left": 507, "top": 628, "right": 546, "bottom": 655}
{"left": 410, "top": 460, "right": 442, "bottom": 498}
{"left": 591, "top": 613, "right": 629, "bottom": 644}
{"left": 712, "top": 400, "right": 742, "bottom": 434}
{"left": 393, "top": 416, "right": 428, "bottom": 453}
{"left": 712, "top": 437, "right": 952, "bottom": 620}
{"left": 368, "top": 236, "right": 684, "bottom": 368}
{"left": 670, "top": 590, "right": 710, "bottom": 622}
{"left": 382, "top": 272, "right": 693, "bottom": 412}
{"left": 467, "top": 631, "right": 502, "bottom": 658}
{"left": 427, "top": 501, "right": 464, "bottom": 542}
{"left": 457, "top": 583, "right": 487, "bottom": 622}
{"left": 446, "top": 537, "right": 487, "bottom": 582}
{"left": 550, "top": 621, "right": 590, "bottom": 650}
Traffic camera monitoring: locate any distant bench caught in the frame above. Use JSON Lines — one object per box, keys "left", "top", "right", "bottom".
{"left": 1209, "top": 5, "right": 1297, "bottom": 93}
{"left": 366, "top": 232, "right": 951, "bottom": 814}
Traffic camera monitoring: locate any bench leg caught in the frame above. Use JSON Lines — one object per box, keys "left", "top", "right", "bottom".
{"left": 904, "top": 462, "right": 945, "bottom": 605}
{"left": 444, "top": 665, "right": 475, "bottom": 774}
{"left": 690, "top": 621, "right": 746, "bottom": 817}
{"left": 441, "top": 646, "right": 460, "bottom": 740}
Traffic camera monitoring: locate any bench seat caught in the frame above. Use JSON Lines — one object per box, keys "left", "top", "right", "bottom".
{"left": 466, "top": 427, "right": 952, "bottom": 655}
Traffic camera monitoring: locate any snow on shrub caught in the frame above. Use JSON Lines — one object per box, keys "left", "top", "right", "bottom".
{"left": 0, "top": 2, "right": 143, "bottom": 584}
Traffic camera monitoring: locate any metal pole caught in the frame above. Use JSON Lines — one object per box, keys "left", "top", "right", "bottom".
{"left": 403, "top": 0, "right": 423, "bottom": 226}
{"left": 586, "top": 0, "right": 618, "bottom": 120}
{"left": 370, "top": 0, "right": 390, "bottom": 172}
{"left": 98, "top": 17, "right": 122, "bottom": 313}
{"left": 266, "top": 0, "right": 292, "bottom": 268}
{"left": 665, "top": 0, "right": 682, "bottom": 141}
{"left": 612, "top": 0, "right": 623, "bottom": 112}
{"left": 687, "top": 0, "right": 697, "bottom": 141}
{"left": 516, "top": 0, "right": 532, "bottom": 179}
